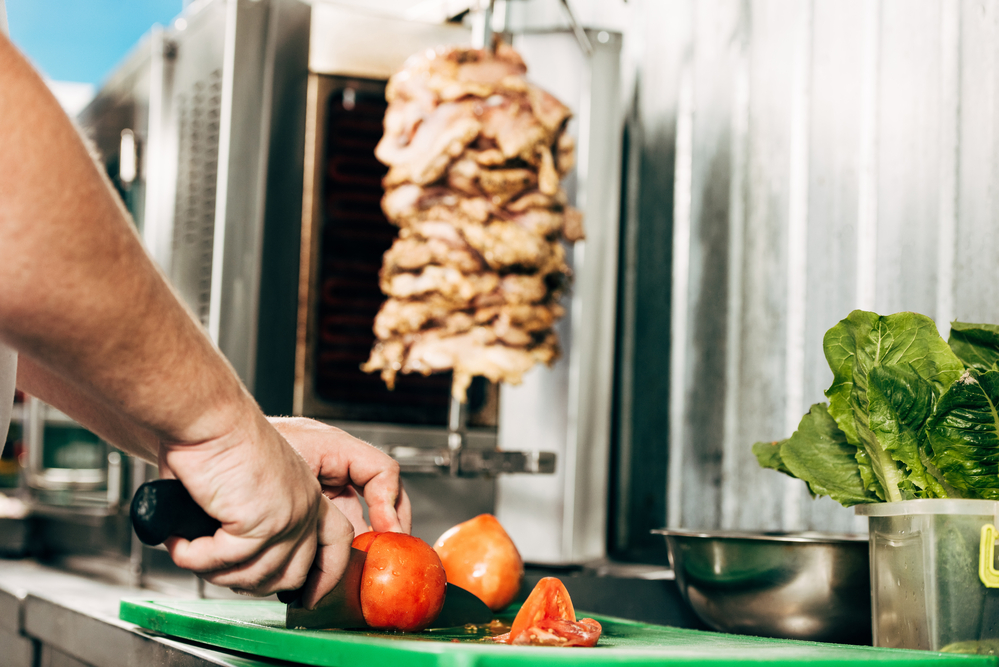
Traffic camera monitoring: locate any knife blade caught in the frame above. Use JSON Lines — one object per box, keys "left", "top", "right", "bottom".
{"left": 283, "top": 546, "right": 367, "bottom": 629}
{"left": 130, "top": 479, "right": 493, "bottom": 629}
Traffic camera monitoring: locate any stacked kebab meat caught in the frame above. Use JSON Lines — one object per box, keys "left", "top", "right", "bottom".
{"left": 362, "top": 43, "right": 584, "bottom": 402}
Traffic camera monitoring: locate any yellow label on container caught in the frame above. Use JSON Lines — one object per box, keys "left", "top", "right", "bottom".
{"left": 979, "top": 524, "right": 999, "bottom": 588}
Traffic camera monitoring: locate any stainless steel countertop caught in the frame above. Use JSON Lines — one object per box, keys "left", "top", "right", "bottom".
{"left": 0, "top": 558, "right": 281, "bottom": 667}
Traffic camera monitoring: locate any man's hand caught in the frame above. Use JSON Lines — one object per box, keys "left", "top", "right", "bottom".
{"left": 159, "top": 411, "right": 355, "bottom": 603}
{"left": 269, "top": 417, "right": 412, "bottom": 608}
{"left": 269, "top": 417, "right": 412, "bottom": 534}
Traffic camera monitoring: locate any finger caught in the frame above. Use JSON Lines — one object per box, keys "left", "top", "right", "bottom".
{"left": 361, "top": 467, "right": 406, "bottom": 533}
{"left": 395, "top": 484, "right": 412, "bottom": 534}
{"left": 166, "top": 529, "right": 273, "bottom": 574}
{"left": 269, "top": 420, "right": 406, "bottom": 533}
{"left": 321, "top": 439, "right": 404, "bottom": 533}
{"left": 325, "top": 486, "right": 368, "bottom": 536}
{"left": 315, "top": 435, "right": 400, "bottom": 495}
{"left": 219, "top": 539, "right": 317, "bottom": 597}
{"left": 302, "top": 497, "right": 354, "bottom": 609}
{"left": 166, "top": 513, "right": 314, "bottom": 593}
{"left": 198, "top": 527, "right": 316, "bottom": 594}
{"left": 157, "top": 450, "right": 176, "bottom": 479}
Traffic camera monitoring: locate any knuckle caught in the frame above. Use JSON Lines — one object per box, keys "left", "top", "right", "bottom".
{"left": 267, "top": 504, "right": 300, "bottom": 537}
{"left": 268, "top": 565, "right": 309, "bottom": 596}
{"left": 385, "top": 458, "right": 401, "bottom": 476}
{"left": 283, "top": 568, "right": 310, "bottom": 593}
{"left": 338, "top": 521, "right": 355, "bottom": 544}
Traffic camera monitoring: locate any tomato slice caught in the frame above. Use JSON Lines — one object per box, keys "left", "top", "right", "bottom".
{"left": 507, "top": 578, "right": 574, "bottom": 640}
{"left": 351, "top": 530, "right": 382, "bottom": 552}
{"left": 511, "top": 617, "right": 603, "bottom": 647}
{"left": 500, "top": 578, "right": 601, "bottom": 647}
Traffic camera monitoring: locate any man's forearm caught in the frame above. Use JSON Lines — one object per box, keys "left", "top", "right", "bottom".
{"left": 0, "top": 34, "right": 254, "bottom": 450}
{"left": 16, "top": 356, "right": 158, "bottom": 460}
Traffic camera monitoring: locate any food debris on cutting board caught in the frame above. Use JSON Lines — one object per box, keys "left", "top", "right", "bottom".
{"left": 362, "top": 42, "right": 583, "bottom": 402}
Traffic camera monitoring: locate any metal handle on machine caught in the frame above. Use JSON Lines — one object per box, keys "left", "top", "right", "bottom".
{"left": 130, "top": 479, "right": 221, "bottom": 546}
{"left": 437, "top": 390, "right": 556, "bottom": 477}
{"left": 389, "top": 443, "right": 556, "bottom": 477}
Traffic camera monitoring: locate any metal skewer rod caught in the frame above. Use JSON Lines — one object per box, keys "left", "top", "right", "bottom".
{"left": 471, "top": 0, "right": 496, "bottom": 52}
{"left": 448, "top": 0, "right": 496, "bottom": 476}
{"left": 447, "top": 393, "right": 467, "bottom": 476}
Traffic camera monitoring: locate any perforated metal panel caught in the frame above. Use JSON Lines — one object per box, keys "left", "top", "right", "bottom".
{"left": 170, "top": 68, "right": 223, "bottom": 326}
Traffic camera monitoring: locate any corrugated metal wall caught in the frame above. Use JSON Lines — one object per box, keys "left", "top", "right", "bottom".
{"left": 617, "top": 0, "right": 999, "bottom": 536}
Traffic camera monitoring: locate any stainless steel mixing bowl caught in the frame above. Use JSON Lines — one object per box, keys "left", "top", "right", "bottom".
{"left": 654, "top": 529, "right": 871, "bottom": 644}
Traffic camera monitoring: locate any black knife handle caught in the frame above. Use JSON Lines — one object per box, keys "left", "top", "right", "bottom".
{"left": 130, "top": 479, "right": 221, "bottom": 546}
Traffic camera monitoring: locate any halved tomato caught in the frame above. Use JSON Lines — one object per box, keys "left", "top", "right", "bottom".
{"left": 433, "top": 514, "right": 523, "bottom": 611}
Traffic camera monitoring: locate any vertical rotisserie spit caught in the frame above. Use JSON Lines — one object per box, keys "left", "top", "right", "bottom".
{"left": 362, "top": 43, "right": 584, "bottom": 402}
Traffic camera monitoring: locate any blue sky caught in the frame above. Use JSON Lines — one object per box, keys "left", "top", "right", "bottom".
{"left": 6, "top": 1, "right": 182, "bottom": 85}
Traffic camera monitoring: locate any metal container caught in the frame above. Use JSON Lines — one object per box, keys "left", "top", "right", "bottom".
{"left": 655, "top": 528, "right": 871, "bottom": 644}
{"left": 857, "top": 499, "right": 999, "bottom": 651}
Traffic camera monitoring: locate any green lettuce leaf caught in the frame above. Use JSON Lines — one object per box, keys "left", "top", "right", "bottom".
{"left": 824, "top": 310, "right": 879, "bottom": 446}
{"left": 865, "top": 364, "right": 947, "bottom": 499}
{"left": 823, "top": 311, "right": 964, "bottom": 501}
{"left": 778, "top": 403, "right": 879, "bottom": 506}
{"left": 949, "top": 321, "right": 999, "bottom": 372}
{"left": 927, "top": 370, "right": 999, "bottom": 499}
{"left": 853, "top": 449, "right": 885, "bottom": 501}
{"left": 752, "top": 439, "right": 791, "bottom": 476}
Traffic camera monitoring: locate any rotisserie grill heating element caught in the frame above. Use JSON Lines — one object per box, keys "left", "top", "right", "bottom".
{"left": 314, "top": 83, "right": 453, "bottom": 424}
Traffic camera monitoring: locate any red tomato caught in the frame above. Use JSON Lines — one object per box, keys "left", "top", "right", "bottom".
{"left": 501, "top": 577, "right": 602, "bottom": 647}
{"left": 359, "top": 532, "right": 447, "bottom": 632}
{"left": 351, "top": 530, "right": 381, "bottom": 552}
{"left": 434, "top": 514, "right": 524, "bottom": 611}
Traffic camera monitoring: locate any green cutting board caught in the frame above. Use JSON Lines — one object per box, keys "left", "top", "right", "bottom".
{"left": 120, "top": 599, "right": 998, "bottom": 667}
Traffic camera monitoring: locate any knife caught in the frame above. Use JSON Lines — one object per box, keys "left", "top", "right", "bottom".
{"left": 130, "top": 479, "right": 493, "bottom": 630}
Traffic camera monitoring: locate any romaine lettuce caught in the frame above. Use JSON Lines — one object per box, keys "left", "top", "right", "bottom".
{"left": 824, "top": 311, "right": 963, "bottom": 501}
{"left": 927, "top": 369, "right": 999, "bottom": 499}
{"left": 753, "top": 403, "right": 877, "bottom": 506}
{"left": 948, "top": 321, "right": 999, "bottom": 372}
{"left": 753, "top": 310, "right": 999, "bottom": 506}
